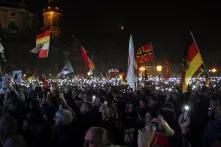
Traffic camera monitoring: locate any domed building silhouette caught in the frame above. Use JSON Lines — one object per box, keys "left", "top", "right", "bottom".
{"left": 42, "top": 0, "right": 62, "bottom": 38}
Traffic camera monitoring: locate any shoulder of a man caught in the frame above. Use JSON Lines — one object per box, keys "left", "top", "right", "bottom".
{"left": 3, "top": 135, "right": 27, "bottom": 147}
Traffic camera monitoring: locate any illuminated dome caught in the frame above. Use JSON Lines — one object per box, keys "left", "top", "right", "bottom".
{"left": 43, "top": 0, "right": 62, "bottom": 13}
{"left": 42, "top": 0, "right": 62, "bottom": 38}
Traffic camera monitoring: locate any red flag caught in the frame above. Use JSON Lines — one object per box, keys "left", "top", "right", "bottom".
{"left": 80, "top": 46, "right": 95, "bottom": 70}
{"left": 163, "top": 58, "right": 170, "bottom": 80}
{"left": 136, "top": 43, "right": 154, "bottom": 66}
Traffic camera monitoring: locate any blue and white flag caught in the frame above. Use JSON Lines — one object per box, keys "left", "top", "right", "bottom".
{"left": 126, "top": 35, "right": 137, "bottom": 90}
{"left": 58, "top": 61, "right": 74, "bottom": 76}
{"left": 0, "top": 75, "right": 14, "bottom": 93}
{"left": 12, "top": 70, "right": 22, "bottom": 85}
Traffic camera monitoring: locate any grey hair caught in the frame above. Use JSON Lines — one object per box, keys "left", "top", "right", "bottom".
{"left": 87, "top": 127, "right": 111, "bottom": 146}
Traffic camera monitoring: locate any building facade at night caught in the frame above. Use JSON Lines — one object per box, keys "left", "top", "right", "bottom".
{"left": 0, "top": 1, "right": 34, "bottom": 33}
{"left": 42, "top": 0, "right": 62, "bottom": 38}
{"left": 0, "top": 0, "right": 66, "bottom": 74}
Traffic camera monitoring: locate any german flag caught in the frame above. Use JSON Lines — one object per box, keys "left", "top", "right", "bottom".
{"left": 136, "top": 43, "right": 154, "bottom": 66}
{"left": 181, "top": 38, "right": 203, "bottom": 92}
{"left": 80, "top": 46, "right": 95, "bottom": 70}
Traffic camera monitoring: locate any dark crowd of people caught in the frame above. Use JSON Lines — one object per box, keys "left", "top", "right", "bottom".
{"left": 0, "top": 77, "right": 221, "bottom": 147}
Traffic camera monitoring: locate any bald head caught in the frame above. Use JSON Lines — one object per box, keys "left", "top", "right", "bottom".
{"left": 84, "top": 127, "right": 110, "bottom": 147}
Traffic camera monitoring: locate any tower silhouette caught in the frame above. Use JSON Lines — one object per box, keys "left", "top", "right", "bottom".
{"left": 42, "top": 0, "right": 62, "bottom": 38}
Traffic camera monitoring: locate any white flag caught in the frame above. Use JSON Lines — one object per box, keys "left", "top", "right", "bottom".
{"left": 30, "top": 44, "right": 42, "bottom": 54}
{"left": 126, "top": 35, "right": 136, "bottom": 90}
{"left": 0, "top": 40, "right": 6, "bottom": 62}
{"left": 0, "top": 42, "right": 4, "bottom": 53}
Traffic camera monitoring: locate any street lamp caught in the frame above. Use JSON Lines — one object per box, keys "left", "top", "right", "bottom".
{"left": 156, "top": 65, "right": 163, "bottom": 72}
{"left": 139, "top": 66, "right": 146, "bottom": 79}
{"left": 23, "top": 74, "right": 26, "bottom": 79}
{"left": 139, "top": 66, "right": 145, "bottom": 72}
{"left": 209, "top": 68, "right": 217, "bottom": 74}
{"left": 211, "top": 68, "right": 217, "bottom": 73}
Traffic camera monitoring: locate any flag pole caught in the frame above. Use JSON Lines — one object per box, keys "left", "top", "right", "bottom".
{"left": 189, "top": 31, "right": 210, "bottom": 79}
{"left": 0, "top": 65, "right": 2, "bottom": 77}
{"left": 0, "top": 37, "right": 5, "bottom": 77}
{"left": 73, "top": 35, "right": 95, "bottom": 73}
{"left": 150, "top": 42, "right": 156, "bottom": 77}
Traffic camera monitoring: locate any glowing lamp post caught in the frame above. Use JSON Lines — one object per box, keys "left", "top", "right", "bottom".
{"left": 209, "top": 68, "right": 218, "bottom": 74}
{"left": 156, "top": 65, "right": 162, "bottom": 72}
{"left": 156, "top": 65, "right": 163, "bottom": 77}
{"left": 211, "top": 68, "right": 217, "bottom": 73}
{"left": 139, "top": 66, "right": 145, "bottom": 78}
{"left": 139, "top": 66, "right": 145, "bottom": 72}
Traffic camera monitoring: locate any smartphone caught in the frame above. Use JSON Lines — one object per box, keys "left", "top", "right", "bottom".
{"left": 184, "top": 105, "right": 190, "bottom": 112}
{"left": 208, "top": 107, "right": 211, "bottom": 111}
{"left": 183, "top": 105, "right": 190, "bottom": 120}
{"left": 92, "top": 95, "right": 96, "bottom": 102}
{"left": 184, "top": 105, "right": 190, "bottom": 111}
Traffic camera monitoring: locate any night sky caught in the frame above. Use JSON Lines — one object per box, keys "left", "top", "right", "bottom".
{"left": 4, "top": 0, "right": 221, "bottom": 71}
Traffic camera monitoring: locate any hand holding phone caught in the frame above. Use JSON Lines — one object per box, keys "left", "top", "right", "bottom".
{"left": 92, "top": 95, "right": 96, "bottom": 102}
